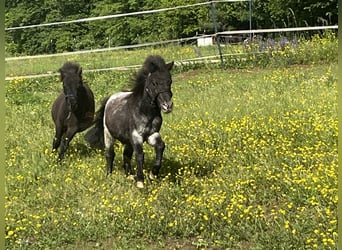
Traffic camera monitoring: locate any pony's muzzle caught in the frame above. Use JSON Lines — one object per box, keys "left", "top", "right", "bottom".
{"left": 66, "top": 96, "right": 78, "bottom": 111}
{"left": 156, "top": 91, "right": 173, "bottom": 113}
{"left": 70, "top": 102, "right": 78, "bottom": 111}
{"left": 160, "top": 101, "right": 173, "bottom": 113}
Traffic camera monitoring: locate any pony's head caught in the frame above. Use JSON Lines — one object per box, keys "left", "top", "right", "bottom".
{"left": 137, "top": 55, "right": 174, "bottom": 113}
{"left": 58, "top": 62, "right": 83, "bottom": 112}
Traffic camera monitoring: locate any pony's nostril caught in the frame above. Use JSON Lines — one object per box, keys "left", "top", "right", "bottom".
{"left": 161, "top": 102, "right": 173, "bottom": 113}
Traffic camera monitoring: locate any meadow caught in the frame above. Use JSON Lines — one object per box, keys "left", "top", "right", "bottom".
{"left": 5, "top": 34, "right": 337, "bottom": 249}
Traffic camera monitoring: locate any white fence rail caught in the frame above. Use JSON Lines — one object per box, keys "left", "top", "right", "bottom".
{"left": 5, "top": 25, "right": 337, "bottom": 63}
{"left": 217, "top": 25, "right": 338, "bottom": 36}
{"left": 5, "top": 23, "right": 338, "bottom": 81}
{"left": 5, "top": 0, "right": 338, "bottom": 80}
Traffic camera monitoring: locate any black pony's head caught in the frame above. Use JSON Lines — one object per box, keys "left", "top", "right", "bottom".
{"left": 134, "top": 55, "right": 174, "bottom": 113}
{"left": 58, "top": 62, "right": 83, "bottom": 112}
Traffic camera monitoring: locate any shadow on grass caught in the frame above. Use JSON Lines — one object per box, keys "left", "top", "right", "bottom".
{"left": 66, "top": 142, "right": 102, "bottom": 157}
{"left": 145, "top": 157, "right": 216, "bottom": 185}
{"left": 60, "top": 142, "right": 216, "bottom": 186}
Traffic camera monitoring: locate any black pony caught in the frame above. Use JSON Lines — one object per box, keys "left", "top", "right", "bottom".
{"left": 51, "top": 62, "right": 95, "bottom": 160}
{"left": 85, "top": 55, "right": 174, "bottom": 188}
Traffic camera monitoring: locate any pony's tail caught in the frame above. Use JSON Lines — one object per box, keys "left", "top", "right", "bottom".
{"left": 85, "top": 96, "right": 110, "bottom": 149}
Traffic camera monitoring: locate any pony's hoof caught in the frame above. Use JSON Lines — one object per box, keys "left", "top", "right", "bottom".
{"left": 127, "top": 175, "right": 135, "bottom": 181}
{"left": 149, "top": 171, "right": 157, "bottom": 181}
{"left": 136, "top": 181, "right": 144, "bottom": 189}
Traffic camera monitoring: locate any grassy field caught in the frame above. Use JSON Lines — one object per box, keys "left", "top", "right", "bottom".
{"left": 5, "top": 34, "right": 338, "bottom": 249}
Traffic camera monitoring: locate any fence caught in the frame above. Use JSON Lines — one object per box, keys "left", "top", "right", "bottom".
{"left": 5, "top": 1, "right": 338, "bottom": 79}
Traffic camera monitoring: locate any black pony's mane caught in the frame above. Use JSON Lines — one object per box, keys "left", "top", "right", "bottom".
{"left": 130, "top": 55, "right": 168, "bottom": 95}
{"left": 59, "top": 62, "right": 83, "bottom": 84}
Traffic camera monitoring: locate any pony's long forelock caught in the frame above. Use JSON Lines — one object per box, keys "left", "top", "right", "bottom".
{"left": 142, "top": 55, "right": 167, "bottom": 73}
{"left": 131, "top": 55, "right": 168, "bottom": 95}
{"left": 59, "top": 62, "right": 82, "bottom": 77}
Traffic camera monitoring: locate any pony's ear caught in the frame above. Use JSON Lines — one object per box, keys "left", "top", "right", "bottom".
{"left": 77, "top": 67, "right": 82, "bottom": 76}
{"left": 58, "top": 68, "right": 65, "bottom": 81}
{"left": 166, "top": 61, "right": 174, "bottom": 71}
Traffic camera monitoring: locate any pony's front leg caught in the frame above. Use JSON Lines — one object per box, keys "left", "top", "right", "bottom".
{"left": 147, "top": 132, "right": 165, "bottom": 180}
{"left": 53, "top": 130, "right": 62, "bottom": 152}
{"left": 134, "top": 144, "right": 145, "bottom": 188}
{"left": 132, "top": 130, "right": 146, "bottom": 188}
{"left": 58, "top": 127, "right": 77, "bottom": 161}
{"left": 52, "top": 121, "right": 64, "bottom": 152}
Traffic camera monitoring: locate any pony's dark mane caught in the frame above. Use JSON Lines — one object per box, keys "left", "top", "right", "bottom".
{"left": 131, "top": 55, "right": 168, "bottom": 95}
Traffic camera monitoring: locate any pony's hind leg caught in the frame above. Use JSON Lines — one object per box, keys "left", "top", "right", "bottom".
{"left": 105, "top": 145, "right": 115, "bottom": 175}
{"left": 147, "top": 132, "right": 165, "bottom": 180}
{"left": 104, "top": 127, "right": 115, "bottom": 175}
{"left": 123, "top": 144, "right": 134, "bottom": 179}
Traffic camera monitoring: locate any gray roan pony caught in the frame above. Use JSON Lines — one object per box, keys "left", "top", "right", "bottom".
{"left": 85, "top": 55, "right": 174, "bottom": 188}
{"left": 52, "top": 62, "right": 95, "bottom": 161}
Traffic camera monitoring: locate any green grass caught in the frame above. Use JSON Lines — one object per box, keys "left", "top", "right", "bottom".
{"left": 5, "top": 58, "right": 337, "bottom": 249}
